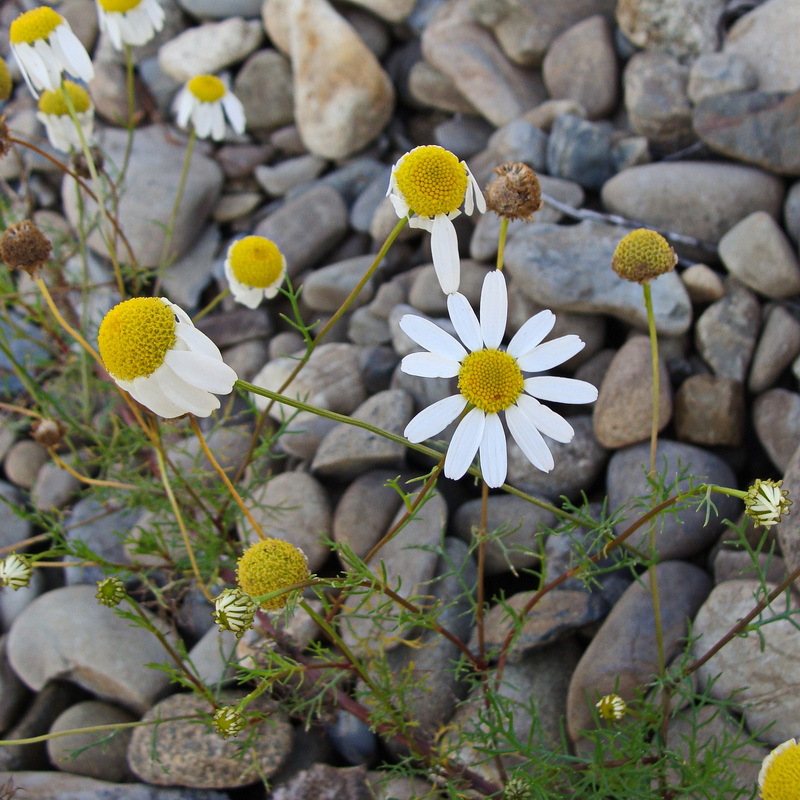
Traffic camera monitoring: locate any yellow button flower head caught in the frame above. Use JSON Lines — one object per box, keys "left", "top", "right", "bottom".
{"left": 97, "top": 296, "right": 238, "bottom": 418}
{"left": 174, "top": 74, "right": 246, "bottom": 141}
{"left": 9, "top": 6, "right": 94, "bottom": 97}
{"left": 0, "top": 57, "right": 12, "bottom": 102}
{"left": 399, "top": 270, "right": 598, "bottom": 487}
{"left": 96, "top": 0, "right": 165, "bottom": 50}
{"left": 387, "top": 145, "right": 485, "bottom": 294}
{"left": 759, "top": 738, "right": 800, "bottom": 800}
{"left": 37, "top": 80, "right": 94, "bottom": 154}
{"left": 611, "top": 228, "right": 677, "bottom": 284}
{"left": 596, "top": 693, "right": 627, "bottom": 721}
{"left": 224, "top": 236, "right": 287, "bottom": 309}
{"left": 236, "top": 538, "right": 309, "bottom": 611}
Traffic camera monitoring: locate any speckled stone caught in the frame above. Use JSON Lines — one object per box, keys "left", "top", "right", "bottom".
{"left": 673, "top": 374, "right": 745, "bottom": 447}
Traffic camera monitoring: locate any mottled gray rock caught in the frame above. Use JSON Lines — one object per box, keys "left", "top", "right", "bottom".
{"left": 288, "top": 0, "right": 394, "bottom": 158}
{"left": 546, "top": 114, "right": 616, "bottom": 190}
{"left": 187, "top": 627, "right": 240, "bottom": 686}
{"left": 695, "top": 90, "right": 800, "bottom": 176}
{"left": 128, "top": 691, "right": 292, "bottom": 787}
{"left": 7, "top": 585, "right": 179, "bottom": 713}
{"left": 567, "top": 561, "right": 712, "bottom": 741}
{"left": 233, "top": 49, "right": 293, "bottom": 132}
{"left": 254, "top": 184, "right": 349, "bottom": 277}
{"left": 272, "top": 764, "right": 372, "bottom": 800}
{"left": 311, "top": 390, "right": 413, "bottom": 479}
{"left": 593, "top": 336, "right": 673, "bottom": 449}
{"left": 693, "top": 580, "right": 800, "bottom": 746}
{"left": 607, "top": 441, "right": 740, "bottom": 559}
{"left": 344, "top": 0, "right": 416, "bottom": 22}
{"left": 601, "top": 162, "right": 785, "bottom": 246}
{"left": 623, "top": 51, "right": 694, "bottom": 151}
{"left": 674, "top": 375, "right": 745, "bottom": 447}
{"left": 0, "top": 635, "right": 29, "bottom": 735}
{"left": 786, "top": 180, "right": 800, "bottom": 244}
{"left": 754, "top": 389, "right": 800, "bottom": 472}
{"left": 723, "top": 0, "right": 800, "bottom": 92}
{"left": 749, "top": 306, "right": 800, "bottom": 393}
{"left": 237, "top": 470, "right": 331, "bottom": 572}
{"left": 688, "top": 53, "right": 758, "bottom": 103}
{"left": 4, "top": 440, "right": 48, "bottom": 490}
{"left": 368, "top": 771, "right": 438, "bottom": 800}
{"left": 434, "top": 114, "right": 494, "bottom": 159}
{"left": 408, "top": 260, "right": 488, "bottom": 316}
{"left": 503, "top": 220, "right": 692, "bottom": 335}
{"left": 157, "top": 17, "right": 264, "bottom": 82}
{"left": 712, "top": 548, "right": 786, "bottom": 586}
{"left": 301, "top": 255, "right": 375, "bottom": 312}
{"left": 774, "top": 444, "right": 800, "bottom": 593}
{"left": 255, "top": 155, "right": 328, "bottom": 198}
{"left": 543, "top": 16, "right": 618, "bottom": 119}
{"left": 48, "top": 701, "right": 136, "bottom": 782}
{"left": 616, "top": 0, "right": 724, "bottom": 57}
{"left": 407, "top": 60, "right": 477, "bottom": 114}
{"left": 695, "top": 280, "right": 760, "bottom": 381}
{"left": 452, "top": 493, "right": 557, "bottom": 575}
{"left": 212, "top": 192, "right": 262, "bottom": 223}
{"left": 63, "top": 127, "right": 223, "bottom": 268}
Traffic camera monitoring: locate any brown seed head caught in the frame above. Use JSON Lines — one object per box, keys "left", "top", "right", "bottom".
{"left": 485, "top": 162, "right": 543, "bottom": 221}
{"left": 611, "top": 228, "right": 677, "bottom": 284}
{"left": 0, "top": 220, "right": 52, "bottom": 274}
{"left": 31, "top": 418, "right": 66, "bottom": 448}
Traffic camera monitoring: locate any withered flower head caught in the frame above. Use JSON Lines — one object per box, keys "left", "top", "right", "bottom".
{"left": 0, "top": 220, "right": 52, "bottom": 275}
{"left": 31, "top": 418, "right": 65, "bottom": 448}
{"left": 485, "top": 162, "right": 543, "bottom": 222}
{"left": 71, "top": 146, "right": 104, "bottom": 180}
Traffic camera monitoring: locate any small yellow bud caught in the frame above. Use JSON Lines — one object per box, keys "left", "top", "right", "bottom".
{"left": 611, "top": 228, "right": 677, "bottom": 284}
{"left": 744, "top": 479, "right": 791, "bottom": 528}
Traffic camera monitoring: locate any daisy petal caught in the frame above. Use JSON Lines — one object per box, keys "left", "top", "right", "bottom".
{"left": 126, "top": 375, "right": 186, "bottom": 419}
{"left": 467, "top": 165, "right": 486, "bottom": 213}
{"left": 175, "top": 322, "right": 223, "bottom": 360}
{"left": 163, "top": 350, "right": 237, "bottom": 394}
{"left": 404, "top": 394, "right": 466, "bottom": 442}
{"left": 447, "top": 292, "right": 482, "bottom": 352}
{"left": 401, "top": 352, "right": 461, "bottom": 379}
{"left": 479, "top": 269, "right": 507, "bottom": 349}
{"left": 506, "top": 402, "right": 554, "bottom": 472}
{"left": 444, "top": 407, "right": 485, "bottom": 480}
{"left": 430, "top": 213, "right": 460, "bottom": 294}
{"left": 524, "top": 376, "right": 598, "bottom": 404}
{"left": 515, "top": 394, "right": 574, "bottom": 443}
{"left": 399, "top": 314, "right": 466, "bottom": 361}
{"left": 156, "top": 366, "right": 220, "bottom": 417}
{"left": 222, "top": 92, "right": 246, "bottom": 134}
{"left": 507, "top": 310, "right": 556, "bottom": 358}
{"left": 516, "top": 335, "right": 585, "bottom": 373}
{"left": 479, "top": 413, "right": 507, "bottom": 488}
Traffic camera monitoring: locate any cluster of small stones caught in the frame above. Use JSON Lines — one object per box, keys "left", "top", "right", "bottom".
{"left": 1, "top": 0, "right": 800, "bottom": 796}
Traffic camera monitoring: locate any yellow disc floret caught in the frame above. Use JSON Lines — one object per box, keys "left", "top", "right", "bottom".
{"left": 759, "top": 739, "right": 800, "bottom": 800}
{"left": 236, "top": 538, "right": 309, "bottom": 611}
{"left": 187, "top": 75, "right": 226, "bottom": 103}
{"left": 10, "top": 7, "right": 63, "bottom": 45}
{"left": 611, "top": 228, "right": 677, "bottom": 284}
{"left": 393, "top": 145, "right": 469, "bottom": 218}
{"left": 0, "top": 58, "right": 12, "bottom": 103}
{"left": 228, "top": 236, "right": 285, "bottom": 289}
{"left": 458, "top": 349, "right": 524, "bottom": 415}
{"left": 38, "top": 81, "right": 92, "bottom": 116}
{"left": 98, "top": 0, "right": 144, "bottom": 11}
{"left": 97, "top": 298, "right": 176, "bottom": 382}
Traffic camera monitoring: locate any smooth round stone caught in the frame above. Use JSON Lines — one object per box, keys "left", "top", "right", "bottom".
{"left": 693, "top": 580, "right": 800, "bottom": 746}
{"left": 7, "top": 585, "right": 178, "bottom": 714}
{"left": 407, "top": 60, "right": 477, "bottom": 115}
{"left": 688, "top": 53, "right": 758, "bottom": 103}
{"left": 785, "top": 176, "right": 800, "bottom": 243}
{"left": 163, "top": 225, "right": 220, "bottom": 310}
{"left": 186, "top": 627, "right": 239, "bottom": 686}
{"left": 774, "top": 442, "right": 800, "bottom": 594}
{"left": 301, "top": 255, "right": 376, "bottom": 312}
{"left": 128, "top": 692, "right": 292, "bottom": 788}
{"left": 233, "top": 49, "right": 294, "bottom": 131}
{"left": 0, "top": 634, "right": 29, "bottom": 734}
{"left": 177, "top": 0, "right": 261, "bottom": 17}
{"left": 601, "top": 162, "right": 785, "bottom": 246}
{"left": 546, "top": 114, "right": 616, "bottom": 190}
{"left": 680, "top": 264, "right": 725, "bottom": 304}
{"left": 434, "top": 114, "right": 494, "bottom": 159}
{"left": 452, "top": 493, "right": 557, "bottom": 575}
{"left": 712, "top": 547, "right": 786, "bottom": 586}
{"left": 606, "top": 440, "right": 740, "bottom": 559}
{"left": 48, "top": 701, "right": 136, "bottom": 782}
{"left": 719, "top": 212, "right": 800, "bottom": 297}
{"left": 0, "top": 481, "right": 32, "bottom": 550}
{"left": 407, "top": 260, "right": 489, "bottom": 316}
{"left": 255, "top": 155, "right": 328, "bottom": 197}
{"left": 486, "top": 118, "right": 549, "bottom": 171}
{"left": 4, "top": 440, "right": 48, "bottom": 490}
{"left": 237, "top": 470, "right": 331, "bottom": 571}
{"left": 753, "top": 389, "right": 800, "bottom": 473}
{"left": 273, "top": 763, "right": 373, "bottom": 800}
{"left": 212, "top": 192, "right": 262, "bottom": 223}
{"left": 567, "top": 561, "right": 712, "bottom": 741}
{"left": 673, "top": 375, "right": 745, "bottom": 447}
{"left": 749, "top": 306, "right": 800, "bottom": 393}
{"left": 593, "top": 336, "right": 672, "bottom": 449}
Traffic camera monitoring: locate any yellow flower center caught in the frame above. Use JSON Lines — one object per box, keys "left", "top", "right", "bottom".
{"left": 187, "top": 75, "right": 225, "bottom": 103}
{"left": 611, "top": 228, "right": 677, "bottom": 284}
{"left": 97, "top": 298, "right": 176, "bottom": 382}
{"left": 10, "top": 7, "right": 63, "bottom": 45}
{"left": 393, "top": 145, "right": 469, "bottom": 218}
{"left": 760, "top": 740, "right": 800, "bottom": 800}
{"left": 97, "top": 0, "right": 143, "bottom": 11}
{"left": 236, "top": 538, "right": 309, "bottom": 611}
{"left": 458, "top": 349, "right": 524, "bottom": 415}
{"left": 228, "top": 236, "right": 285, "bottom": 289}
{"left": 38, "top": 81, "right": 92, "bottom": 116}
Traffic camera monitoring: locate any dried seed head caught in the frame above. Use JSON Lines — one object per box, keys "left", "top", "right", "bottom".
{"left": 71, "top": 146, "right": 103, "bottom": 180}
{"left": 0, "top": 116, "right": 12, "bottom": 160}
{"left": 0, "top": 220, "right": 52, "bottom": 275}
{"left": 485, "top": 162, "right": 543, "bottom": 221}
{"left": 611, "top": 228, "right": 677, "bottom": 284}
{"left": 31, "top": 418, "right": 66, "bottom": 448}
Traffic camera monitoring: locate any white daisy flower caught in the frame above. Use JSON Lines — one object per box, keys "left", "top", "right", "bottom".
{"left": 9, "top": 6, "right": 94, "bottom": 98}
{"left": 97, "top": 297, "right": 238, "bottom": 418}
{"left": 387, "top": 145, "right": 485, "bottom": 295}
{"left": 36, "top": 80, "right": 94, "bottom": 153}
{"left": 173, "top": 74, "right": 246, "bottom": 141}
{"left": 224, "top": 236, "right": 287, "bottom": 309}
{"left": 400, "top": 270, "right": 598, "bottom": 488}
{"left": 96, "top": 0, "right": 165, "bottom": 50}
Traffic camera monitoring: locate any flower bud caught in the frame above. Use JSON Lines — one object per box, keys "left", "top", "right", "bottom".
{"left": 744, "top": 478, "right": 791, "bottom": 528}
{"left": 596, "top": 693, "right": 627, "bottom": 721}
{"left": 213, "top": 587, "right": 257, "bottom": 637}
{"left": 0, "top": 553, "right": 32, "bottom": 590}
{"left": 611, "top": 228, "right": 677, "bottom": 284}
{"left": 213, "top": 706, "right": 245, "bottom": 739}
{"left": 96, "top": 576, "right": 126, "bottom": 607}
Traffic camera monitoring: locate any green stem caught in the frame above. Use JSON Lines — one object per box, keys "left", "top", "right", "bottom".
{"left": 193, "top": 287, "right": 230, "bottom": 322}
{"left": 118, "top": 43, "right": 136, "bottom": 184}
{"left": 642, "top": 282, "right": 659, "bottom": 476}
{"left": 495, "top": 217, "right": 509, "bottom": 272}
